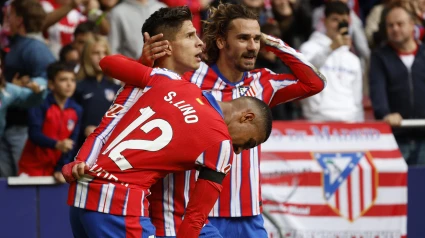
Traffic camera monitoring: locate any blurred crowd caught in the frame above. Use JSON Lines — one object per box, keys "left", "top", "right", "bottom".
{"left": 0, "top": 0, "right": 424, "bottom": 180}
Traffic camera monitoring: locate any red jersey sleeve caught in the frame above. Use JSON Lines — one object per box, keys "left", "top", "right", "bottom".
{"left": 261, "top": 34, "right": 327, "bottom": 107}
{"left": 99, "top": 55, "right": 154, "bottom": 88}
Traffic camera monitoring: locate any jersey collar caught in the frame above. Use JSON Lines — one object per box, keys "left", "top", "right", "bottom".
{"left": 210, "top": 64, "right": 247, "bottom": 86}
{"left": 202, "top": 91, "right": 224, "bottom": 118}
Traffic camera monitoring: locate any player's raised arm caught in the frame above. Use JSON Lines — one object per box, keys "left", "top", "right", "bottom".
{"left": 177, "top": 140, "right": 233, "bottom": 238}
{"left": 99, "top": 54, "right": 154, "bottom": 88}
{"left": 261, "top": 34, "right": 327, "bottom": 107}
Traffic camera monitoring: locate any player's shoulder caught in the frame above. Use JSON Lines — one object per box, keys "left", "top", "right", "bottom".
{"left": 151, "top": 68, "right": 182, "bottom": 80}
{"left": 247, "top": 67, "right": 274, "bottom": 78}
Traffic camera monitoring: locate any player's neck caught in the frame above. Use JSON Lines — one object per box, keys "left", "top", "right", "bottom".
{"left": 53, "top": 94, "right": 68, "bottom": 110}
{"left": 156, "top": 58, "right": 185, "bottom": 76}
{"left": 215, "top": 59, "right": 244, "bottom": 83}
{"left": 216, "top": 101, "right": 232, "bottom": 125}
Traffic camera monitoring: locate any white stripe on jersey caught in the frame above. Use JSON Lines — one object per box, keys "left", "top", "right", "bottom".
{"left": 123, "top": 188, "right": 129, "bottom": 216}
{"left": 141, "top": 190, "right": 146, "bottom": 217}
{"left": 250, "top": 146, "right": 260, "bottom": 215}
{"left": 184, "top": 171, "right": 191, "bottom": 208}
{"left": 163, "top": 174, "right": 176, "bottom": 236}
{"left": 230, "top": 153, "right": 242, "bottom": 217}
{"left": 195, "top": 152, "right": 205, "bottom": 166}
{"left": 86, "top": 88, "right": 141, "bottom": 166}
{"left": 151, "top": 68, "right": 181, "bottom": 80}
{"left": 190, "top": 62, "right": 208, "bottom": 87}
{"left": 216, "top": 140, "right": 232, "bottom": 173}
{"left": 98, "top": 183, "right": 115, "bottom": 213}
{"left": 252, "top": 72, "right": 264, "bottom": 101}
{"left": 211, "top": 78, "right": 225, "bottom": 101}
{"left": 74, "top": 176, "right": 93, "bottom": 208}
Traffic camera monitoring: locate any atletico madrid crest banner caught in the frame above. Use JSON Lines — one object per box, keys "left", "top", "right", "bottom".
{"left": 260, "top": 122, "right": 407, "bottom": 238}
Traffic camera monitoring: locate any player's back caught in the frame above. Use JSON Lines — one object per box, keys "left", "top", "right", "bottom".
{"left": 68, "top": 73, "right": 232, "bottom": 217}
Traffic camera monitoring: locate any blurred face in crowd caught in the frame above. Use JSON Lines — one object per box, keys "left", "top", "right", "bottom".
{"left": 166, "top": 20, "right": 203, "bottom": 75}
{"left": 99, "top": 0, "right": 119, "bottom": 11}
{"left": 64, "top": 49, "right": 80, "bottom": 66}
{"left": 324, "top": 13, "right": 350, "bottom": 39}
{"left": 217, "top": 18, "right": 261, "bottom": 72}
{"left": 242, "top": 0, "right": 264, "bottom": 8}
{"left": 90, "top": 42, "right": 107, "bottom": 72}
{"left": 8, "top": 7, "right": 22, "bottom": 36}
{"left": 386, "top": 7, "right": 415, "bottom": 46}
{"left": 49, "top": 71, "right": 76, "bottom": 99}
{"left": 272, "top": 0, "right": 295, "bottom": 16}
{"left": 73, "top": 32, "right": 94, "bottom": 55}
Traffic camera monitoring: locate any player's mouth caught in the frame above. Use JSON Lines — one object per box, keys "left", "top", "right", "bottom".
{"left": 242, "top": 53, "right": 256, "bottom": 62}
{"left": 195, "top": 53, "right": 202, "bottom": 62}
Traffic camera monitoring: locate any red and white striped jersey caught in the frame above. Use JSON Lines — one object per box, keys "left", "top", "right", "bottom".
{"left": 67, "top": 60, "right": 233, "bottom": 217}
{"left": 41, "top": 0, "right": 86, "bottom": 57}
{"left": 149, "top": 35, "right": 326, "bottom": 236}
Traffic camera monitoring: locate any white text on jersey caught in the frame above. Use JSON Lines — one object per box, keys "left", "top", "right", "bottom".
{"left": 163, "top": 91, "right": 198, "bottom": 124}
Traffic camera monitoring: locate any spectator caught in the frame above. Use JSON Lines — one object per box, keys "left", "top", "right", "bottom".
{"left": 108, "top": 0, "right": 166, "bottom": 59}
{"left": 270, "top": 0, "right": 313, "bottom": 49}
{"left": 18, "top": 62, "right": 82, "bottom": 182}
{"left": 72, "top": 21, "right": 96, "bottom": 56}
{"left": 255, "top": 22, "right": 299, "bottom": 120}
{"left": 300, "top": 1, "right": 363, "bottom": 122}
{"left": 74, "top": 35, "right": 120, "bottom": 147}
{"left": 0, "top": 58, "right": 47, "bottom": 177}
{"left": 1, "top": 0, "right": 55, "bottom": 177}
{"left": 242, "top": 0, "right": 268, "bottom": 25}
{"left": 41, "top": 0, "right": 109, "bottom": 57}
{"left": 99, "top": 0, "right": 120, "bottom": 12}
{"left": 59, "top": 44, "right": 79, "bottom": 68}
{"left": 312, "top": 0, "right": 370, "bottom": 63}
{"left": 369, "top": 4, "right": 425, "bottom": 165}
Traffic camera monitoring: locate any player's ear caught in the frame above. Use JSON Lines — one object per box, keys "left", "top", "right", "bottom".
{"left": 240, "top": 112, "right": 255, "bottom": 123}
{"left": 216, "top": 37, "right": 225, "bottom": 50}
{"left": 165, "top": 45, "right": 172, "bottom": 56}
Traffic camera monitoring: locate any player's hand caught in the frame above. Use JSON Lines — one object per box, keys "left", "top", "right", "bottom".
{"left": 53, "top": 171, "right": 66, "bottom": 184}
{"left": 56, "top": 139, "right": 74, "bottom": 153}
{"left": 84, "top": 125, "right": 97, "bottom": 137}
{"left": 383, "top": 113, "right": 403, "bottom": 127}
{"left": 62, "top": 161, "right": 88, "bottom": 183}
{"left": 139, "top": 32, "right": 170, "bottom": 67}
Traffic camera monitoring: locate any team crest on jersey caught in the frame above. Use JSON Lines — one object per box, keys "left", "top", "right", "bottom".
{"left": 104, "top": 89, "right": 116, "bottom": 102}
{"left": 315, "top": 152, "right": 378, "bottom": 222}
{"left": 238, "top": 86, "right": 255, "bottom": 97}
{"left": 67, "top": 119, "right": 75, "bottom": 131}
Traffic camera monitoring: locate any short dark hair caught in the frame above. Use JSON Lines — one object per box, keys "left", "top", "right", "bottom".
{"left": 47, "top": 62, "right": 75, "bottom": 81}
{"left": 11, "top": 0, "right": 46, "bottom": 33}
{"left": 385, "top": 3, "right": 415, "bottom": 22}
{"left": 74, "top": 21, "right": 97, "bottom": 37}
{"left": 240, "top": 96, "right": 273, "bottom": 142}
{"left": 324, "top": 1, "right": 350, "bottom": 18}
{"left": 141, "top": 6, "right": 193, "bottom": 42}
{"left": 59, "top": 44, "right": 77, "bottom": 62}
{"left": 203, "top": 3, "right": 259, "bottom": 65}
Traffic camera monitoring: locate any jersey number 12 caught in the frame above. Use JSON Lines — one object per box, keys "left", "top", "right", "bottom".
{"left": 102, "top": 107, "right": 173, "bottom": 170}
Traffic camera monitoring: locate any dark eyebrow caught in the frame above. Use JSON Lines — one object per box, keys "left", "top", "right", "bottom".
{"left": 187, "top": 30, "right": 196, "bottom": 36}
{"left": 244, "top": 138, "right": 257, "bottom": 149}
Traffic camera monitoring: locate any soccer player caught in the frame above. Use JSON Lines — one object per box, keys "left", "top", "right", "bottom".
{"left": 62, "top": 6, "right": 273, "bottom": 238}
{"left": 137, "top": 3, "right": 327, "bottom": 238}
